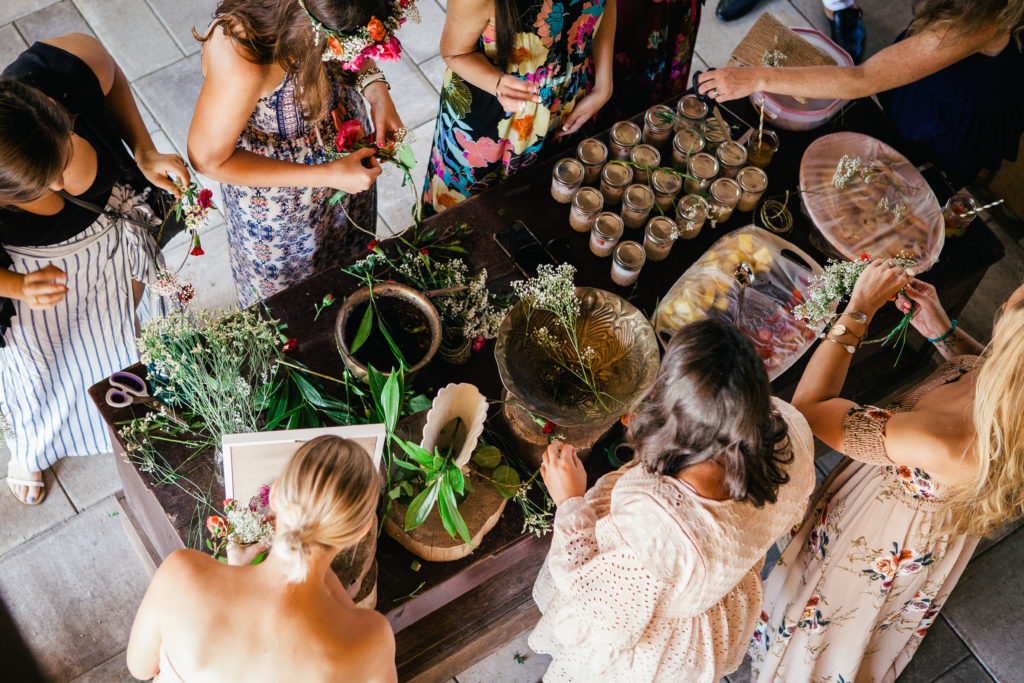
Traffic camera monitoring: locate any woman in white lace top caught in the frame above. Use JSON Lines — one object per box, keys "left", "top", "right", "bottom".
{"left": 529, "top": 318, "right": 816, "bottom": 682}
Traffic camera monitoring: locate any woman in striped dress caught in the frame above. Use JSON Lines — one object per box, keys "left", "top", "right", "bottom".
{"left": 0, "top": 34, "right": 187, "bottom": 505}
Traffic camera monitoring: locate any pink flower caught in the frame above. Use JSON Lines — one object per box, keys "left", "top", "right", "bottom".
{"left": 336, "top": 119, "right": 366, "bottom": 152}
{"left": 206, "top": 515, "right": 228, "bottom": 538}
{"left": 472, "top": 335, "right": 486, "bottom": 353}
{"left": 177, "top": 283, "right": 195, "bottom": 304}
{"left": 258, "top": 485, "right": 271, "bottom": 508}
{"left": 366, "top": 36, "right": 402, "bottom": 63}
{"left": 341, "top": 54, "right": 366, "bottom": 72}
{"left": 454, "top": 131, "right": 505, "bottom": 168}
{"left": 196, "top": 188, "right": 213, "bottom": 209}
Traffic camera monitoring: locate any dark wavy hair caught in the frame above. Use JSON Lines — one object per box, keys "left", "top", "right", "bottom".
{"left": 493, "top": 0, "right": 523, "bottom": 70}
{"left": 910, "top": 0, "right": 1024, "bottom": 45}
{"left": 0, "top": 79, "right": 72, "bottom": 206}
{"left": 195, "top": 0, "right": 390, "bottom": 121}
{"left": 627, "top": 319, "right": 793, "bottom": 508}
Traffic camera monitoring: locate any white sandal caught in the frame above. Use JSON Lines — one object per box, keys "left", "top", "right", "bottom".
{"left": 6, "top": 476, "right": 46, "bottom": 506}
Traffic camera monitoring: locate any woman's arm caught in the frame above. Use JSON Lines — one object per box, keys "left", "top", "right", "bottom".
{"left": 698, "top": 25, "right": 995, "bottom": 102}
{"left": 895, "top": 279, "right": 985, "bottom": 360}
{"left": 43, "top": 33, "right": 190, "bottom": 196}
{"left": 0, "top": 266, "right": 68, "bottom": 309}
{"left": 559, "top": 0, "right": 615, "bottom": 136}
{"left": 187, "top": 30, "right": 381, "bottom": 192}
{"left": 439, "top": 0, "right": 541, "bottom": 113}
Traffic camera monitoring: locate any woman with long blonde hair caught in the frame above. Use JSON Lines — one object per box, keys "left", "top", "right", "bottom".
{"left": 126, "top": 436, "right": 396, "bottom": 682}
{"left": 752, "top": 260, "right": 1024, "bottom": 681}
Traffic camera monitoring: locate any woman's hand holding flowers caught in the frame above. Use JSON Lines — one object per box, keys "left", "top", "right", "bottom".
{"left": 136, "top": 146, "right": 191, "bottom": 197}
{"left": 541, "top": 440, "right": 587, "bottom": 507}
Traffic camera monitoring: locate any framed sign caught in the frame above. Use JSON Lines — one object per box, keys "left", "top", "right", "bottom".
{"left": 222, "top": 424, "right": 386, "bottom": 502}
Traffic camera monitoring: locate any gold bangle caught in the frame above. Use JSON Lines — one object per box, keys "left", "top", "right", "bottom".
{"left": 828, "top": 322, "right": 862, "bottom": 342}
{"left": 840, "top": 310, "right": 868, "bottom": 325}
{"left": 825, "top": 337, "right": 857, "bottom": 354}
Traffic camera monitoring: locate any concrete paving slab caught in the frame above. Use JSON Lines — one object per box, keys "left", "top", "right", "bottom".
{"left": 162, "top": 220, "right": 238, "bottom": 311}
{"left": 956, "top": 223, "right": 1024, "bottom": 346}
{"left": 420, "top": 54, "right": 447, "bottom": 93}
{"left": 943, "top": 526, "right": 1024, "bottom": 683}
{"left": 0, "top": 498, "right": 150, "bottom": 681}
{"left": 789, "top": 0, "right": 914, "bottom": 59}
{"left": 51, "top": 453, "right": 121, "bottom": 512}
{"left": 143, "top": 0, "right": 215, "bottom": 55}
{"left": 727, "top": 653, "right": 752, "bottom": 682}
{"left": 70, "top": 649, "right": 133, "bottom": 683}
{"left": 133, "top": 52, "right": 203, "bottom": 162}
{"left": 895, "top": 617, "right": 969, "bottom": 683}
{"left": 694, "top": 0, "right": 811, "bottom": 71}
{"left": 0, "top": 24, "right": 30, "bottom": 70}
{"left": 456, "top": 627, "right": 550, "bottom": 683}
{"left": 379, "top": 56, "right": 440, "bottom": 131}
{"left": 815, "top": 448, "right": 844, "bottom": 480}
{"left": 0, "top": 456, "right": 76, "bottom": 556}
{"left": 0, "top": 0, "right": 57, "bottom": 26}
{"left": 974, "top": 517, "right": 1024, "bottom": 560}
{"left": 14, "top": 1, "right": 93, "bottom": 44}
{"left": 375, "top": 119, "right": 434, "bottom": 235}
{"left": 395, "top": 0, "right": 445, "bottom": 65}
{"left": 932, "top": 655, "right": 995, "bottom": 683}
{"left": 73, "top": 0, "right": 183, "bottom": 81}
{"left": 131, "top": 85, "right": 161, "bottom": 133}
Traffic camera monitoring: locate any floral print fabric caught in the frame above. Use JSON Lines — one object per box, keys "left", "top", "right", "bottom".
{"left": 221, "top": 67, "right": 375, "bottom": 307}
{"left": 422, "top": 0, "right": 606, "bottom": 216}
{"left": 751, "top": 357, "right": 981, "bottom": 683}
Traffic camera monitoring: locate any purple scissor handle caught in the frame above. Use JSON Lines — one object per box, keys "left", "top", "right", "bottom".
{"left": 105, "top": 371, "right": 187, "bottom": 427}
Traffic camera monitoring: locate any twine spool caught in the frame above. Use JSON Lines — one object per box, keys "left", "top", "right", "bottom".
{"left": 759, "top": 192, "right": 794, "bottom": 235}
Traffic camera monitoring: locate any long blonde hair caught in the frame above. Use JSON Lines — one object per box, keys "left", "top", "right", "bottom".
{"left": 272, "top": 435, "right": 380, "bottom": 583}
{"left": 942, "top": 299, "right": 1024, "bottom": 538}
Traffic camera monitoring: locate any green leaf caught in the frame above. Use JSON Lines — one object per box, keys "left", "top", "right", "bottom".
{"left": 320, "top": 409, "right": 357, "bottom": 425}
{"left": 349, "top": 305, "right": 373, "bottom": 354}
{"left": 376, "top": 316, "right": 407, "bottom": 367}
{"left": 407, "top": 394, "right": 432, "bottom": 414}
{"left": 392, "top": 457, "right": 420, "bottom": 471}
{"left": 328, "top": 190, "right": 347, "bottom": 205}
{"left": 249, "top": 550, "right": 269, "bottom": 565}
{"left": 405, "top": 482, "right": 440, "bottom": 531}
{"left": 438, "top": 481, "right": 472, "bottom": 544}
{"left": 367, "top": 365, "right": 386, "bottom": 412}
{"left": 382, "top": 370, "right": 402, "bottom": 432}
{"left": 492, "top": 465, "right": 521, "bottom": 499}
{"left": 397, "top": 143, "right": 417, "bottom": 170}
{"left": 446, "top": 465, "right": 465, "bottom": 496}
{"left": 442, "top": 245, "right": 469, "bottom": 254}
{"left": 388, "top": 486, "right": 403, "bottom": 499}
{"left": 394, "top": 437, "right": 434, "bottom": 467}
{"left": 401, "top": 480, "right": 415, "bottom": 497}
{"left": 471, "top": 445, "right": 502, "bottom": 469}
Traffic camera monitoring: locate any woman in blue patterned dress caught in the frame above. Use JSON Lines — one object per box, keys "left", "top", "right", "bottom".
{"left": 189, "top": 0, "right": 408, "bottom": 306}
{"left": 422, "top": 0, "right": 615, "bottom": 216}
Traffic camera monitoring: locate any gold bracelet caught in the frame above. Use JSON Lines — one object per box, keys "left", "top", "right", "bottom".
{"left": 828, "top": 322, "right": 862, "bottom": 342}
{"left": 825, "top": 337, "right": 857, "bottom": 354}
{"left": 840, "top": 310, "right": 868, "bottom": 325}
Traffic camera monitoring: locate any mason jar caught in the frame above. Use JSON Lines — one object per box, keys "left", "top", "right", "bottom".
{"left": 551, "top": 158, "right": 584, "bottom": 204}
{"left": 716, "top": 141, "right": 748, "bottom": 179}
{"left": 747, "top": 129, "right": 779, "bottom": 169}
{"left": 609, "top": 121, "right": 642, "bottom": 161}
{"left": 651, "top": 168, "right": 683, "bottom": 213}
{"left": 611, "top": 240, "right": 646, "bottom": 287}
{"left": 708, "top": 177, "right": 741, "bottom": 224}
{"left": 685, "top": 152, "right": 719, "bottom": 195}
{"left": 702, "top": 118, "right": 728, "bottom": 154}
{"left": 642, "top": 105, "right": 675, "bottom": 149}
{"left": 590, "top": 211, "right": 624, "bottom": 257}
{"left": 736, "top": 166, "right": 768, "bottom": 212}
{"left": 644, "top": 215, "right": 677, "bottom": 262}
{"left": 569, "top": 186, "right": 604, "bottom": 233}
{"left": 675, "top": 194, "right": 709, "bottom": 239}
{"left": 620, "top": 184, "right": 655, "bottom": 230}
{"left": 630, "top": 144, "right": 661, "bottom": 184}
{"left": 676, "top": 94, "right": 708, "bottom": 129}
{"left": 576, "top": 138, "right": 608, "bottom": 184}
{"left": 599, "top": 161, "right": 634, "bottom": 205}
{"left": 670, "top": 127, "right": 706, "bottom": 170}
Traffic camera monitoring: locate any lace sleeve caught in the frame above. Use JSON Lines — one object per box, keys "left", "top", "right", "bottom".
{"left": 841, "top": 404, "right": 896, "bottom": 466}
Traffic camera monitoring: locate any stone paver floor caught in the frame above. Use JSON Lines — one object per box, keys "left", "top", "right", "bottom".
{"left": 1, "top": 1, "right": 1023, "bottom": 681}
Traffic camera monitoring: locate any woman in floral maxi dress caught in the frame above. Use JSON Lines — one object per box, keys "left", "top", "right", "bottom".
{"left": 422, "top": 0, "right": 615, "bottom": 216}
{"left": 189, "top": 0, "right": 405, "bottom": 306}
{"left": 752, "top": 262, "right": 1024, "bottom": 681}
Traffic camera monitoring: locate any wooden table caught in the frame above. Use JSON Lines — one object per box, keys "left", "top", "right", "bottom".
{"left": 90, "top": 95, "right": 1003, "bottom": 682}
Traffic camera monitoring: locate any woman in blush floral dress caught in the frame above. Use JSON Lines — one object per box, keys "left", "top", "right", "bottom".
{"left": 422, "top": 0, "right": 615, "bottom": 216}
{"left": 752, "top": 261, "right": 1024, "bottom": 681}
{"left": 189, "top": 0, "right": 409, "bottom": 306}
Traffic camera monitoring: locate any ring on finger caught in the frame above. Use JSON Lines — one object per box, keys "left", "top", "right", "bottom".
{"left": 709, "top": 88, "right": 719, "bottom": 99}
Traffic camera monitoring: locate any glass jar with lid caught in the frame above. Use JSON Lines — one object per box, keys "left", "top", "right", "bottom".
{"left": 651, "top": 168, "right": 683, "bottom": 213}
{"left": 642, "top": 105, "right": 675, "bottom": 149}
{"left": 576, "top": 138, "right": 608, "bottom": 184}
{"left": 590, "top": 212, "right": 624, "bottom": 257}
{"left": 569, "top": 187, "right": 605, "bottom": 233}
{"left": 599, "top": 161, "right": 633, "bottom": 205}
{"left": 675, "top": 194, "right": 709, "bottom": 239}
{"left": 609, "top": 121, "right": 641, "bottom": 161}
{"left": 551, "top": 158, "right": 584, "bottom": 203}
{"left": 685, "top": 152, "right": 719, "bottom": 195}
{"left": 708, "top": 177, "right": 741, "bottom": 224}
{"left": 701, "top": 118, "right": 728, "bottom": 154}
{"left": 630, "top": 144, "right": 661, "bottom": 184}
{"left": 611, "top": 240, "right": 646, "bottom": 286}
{"left": 670, "top": 127, "right": 705, "bottom": 170}
{"left": 716, "top": 141, "right": 748, "bottom": 179}
{"left": 676, "top": 94, "right": 708, "bottom": 129}
{"left": 736, "top": 166, "right": 768, "bottom": 212}
{"left": 620, "top": 184, "right": 655, "bottom": 230}
{"left": 644, "top": 216, "right": 677, "bottom": 261}
{"left": 747, "top": 129, "right": 779, "bottom": 169}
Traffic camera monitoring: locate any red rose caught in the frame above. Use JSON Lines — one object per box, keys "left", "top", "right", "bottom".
{"left": 419, "top": 249, "right": 429, "bottom": 256}
{"left": 335, "top": 119, "right": 366, "bottom": 153}
{"left": 327, "top": 36, "right": 343, "bottom": 55}
{"left": 367, "top": 239, "right": 380, "bottom": 250}
{"left": 322, "top": 293, "right": 335, "bottom": 306}
{"left": 472, "top": 335, "right": 486, "bottom": 353}
{"left": 196, "top": 188, "right": 213, "bottom": 209}
{"left": 282, "top": 338, "right": 298, "bottom": 352}
{"left": 541, "top": 421, "right": 555, "bottom": 435}
{"left": 190, "top": 235, "right": 204, "bottom": 256}
{"left": 206, "top": 515, "right": 228, "bottom": 538}
{"left": 367, "top": 16, "right": 386, "bottom": 42}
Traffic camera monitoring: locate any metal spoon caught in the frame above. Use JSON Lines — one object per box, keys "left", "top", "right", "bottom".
{"left": 734, "top": 261, "right": 755, "bottom": 326}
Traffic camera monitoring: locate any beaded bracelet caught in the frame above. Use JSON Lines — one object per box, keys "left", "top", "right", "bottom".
{"left": 926, "top": 319, "right": 958, "bottom": 343}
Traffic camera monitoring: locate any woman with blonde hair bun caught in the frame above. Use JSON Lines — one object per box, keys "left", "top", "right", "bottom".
{"left": 752, "top": 262, "right": 1024, "bottom": 681}
{"left": 127, "top": 436, "right": 396, "bottom": 682}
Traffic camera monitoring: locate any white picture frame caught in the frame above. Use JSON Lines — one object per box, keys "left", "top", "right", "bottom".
{"left": 221, "top": 424, "right": 386, "bottom": 503}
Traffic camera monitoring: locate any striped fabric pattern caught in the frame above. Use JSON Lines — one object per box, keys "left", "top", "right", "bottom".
{"left": 0, "top": 184, "right": 167, "bottom": 472}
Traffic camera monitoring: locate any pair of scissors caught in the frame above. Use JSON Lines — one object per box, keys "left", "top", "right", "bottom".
{"left": 692, "top": 67, "right": 718, "bottom": 102}
{"left": 105, "top": 371, "right": 188, "bottom": 427}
